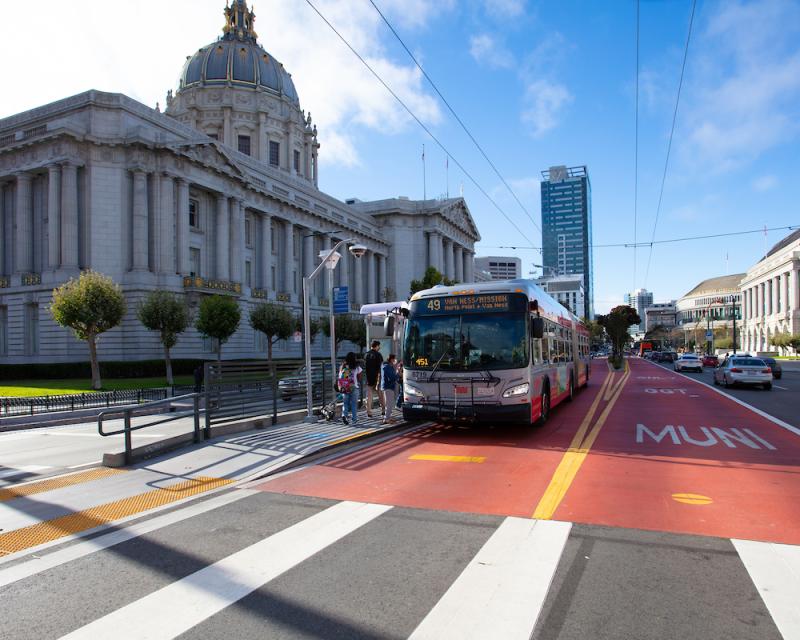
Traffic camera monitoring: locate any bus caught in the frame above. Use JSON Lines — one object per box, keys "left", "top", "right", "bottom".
{"left": 638, "top": 341, "right": 653, "bottom": 358}
{"left": 401, "top": 279, "right": 591, "bottom": 425}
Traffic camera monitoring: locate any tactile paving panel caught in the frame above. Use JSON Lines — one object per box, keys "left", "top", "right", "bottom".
{"left": 0, "top": 468, "right": 125, "bottom": 503}
{"left": 0, "top": 476, "right": 234, "bottom": 556}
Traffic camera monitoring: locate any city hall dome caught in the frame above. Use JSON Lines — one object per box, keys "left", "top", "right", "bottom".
{"left": 178, "top": 0, "right": 299, "bottom": 105}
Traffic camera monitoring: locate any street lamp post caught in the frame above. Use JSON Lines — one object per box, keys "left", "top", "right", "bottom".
{"left": 302, "top": 239, "right": 366, "bottom": 421}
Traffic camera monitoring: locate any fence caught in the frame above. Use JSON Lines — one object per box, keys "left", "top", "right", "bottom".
{"left": 0, "top": 388, "right": 170, "bottom": 418}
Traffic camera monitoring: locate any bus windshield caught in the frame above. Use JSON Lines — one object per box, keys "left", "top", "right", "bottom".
{"left": 403, "top": 311, "right": 528, "bottom": 371}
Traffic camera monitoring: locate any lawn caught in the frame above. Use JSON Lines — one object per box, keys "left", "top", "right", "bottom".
{"left": 0, "top": 376, "right": 194, "bottom": 397}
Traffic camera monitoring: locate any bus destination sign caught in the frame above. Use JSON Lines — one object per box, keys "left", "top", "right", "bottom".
{"left": 414, "top": 293, "right": 525, "bottom": 315}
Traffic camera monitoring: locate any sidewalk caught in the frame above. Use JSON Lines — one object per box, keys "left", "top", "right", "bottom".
{"left": 0, "top": 412, "right": 420, "bottom": 562}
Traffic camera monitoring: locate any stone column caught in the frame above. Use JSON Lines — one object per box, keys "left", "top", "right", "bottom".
{"left": 176, "top": 179, "right": 190, "bottom": 275}
{"left": 354, "top": 250, "right": 364, "bottom": 306}
{"left": 339, "top": 242, "right": 350, "bottom": 293}
{"left": 60, "top": 163, "right": 79, "bottom": 270}
{"left": 318, "top": 234, "right": 331, "bottom": 298}
{"left": 446, "top": 241, "right": 456, "bottom": 279}
{"left": 158, "top": 173, "right": 175, "bottom": 274}
{"left": 454, "top": 246, "right": 464, "bottom": 282}
{"left": 258, "top": 113, "right": 267, "bottom": 163}
{"left": 287, "top": 126, "right": 295, "bottom": 175}
{"left": 131, "top": 169, "right": 148, "bottom": 271}
{"left": 312, "top": 147, "right": 319, "bottom": 187}
{"left": 215, "top": 194, "right": 230, "bottom": 281}
{"left": 260, "top": 214, "right": 272, "bottom": 290}
{"left": 464, "top": 250, "right": 474, "bottom": 282}
{"left": 223, "top": 107, "right": 232, "bottom": 147}
{"left": 367, "top": 251, "right": 377, "bottom": 303}
{"left": 230, "top": 198, "right": 244, "bottom": 284}
{"left": 283, "top": 221, "right": 295, "bottom": 294}
{"left": 303, "top": 231, "right": 315, "bottom": 279}
{"left": 789, "top": 270, "right": 798, "bottom": 315}
{"left": 304, "top": 140, "right": 311, "bottom": 179}
{"left": 14, "top": 173, "right": 33, "bottom": 274}
{"left": 427, "top": 232, "right": 439, "bottom": 270}
{"left": 378, "top": 253, "right": 387, "bottom": 300}
{"left": 47, "top": 164, "right": 61, "bottom": 270}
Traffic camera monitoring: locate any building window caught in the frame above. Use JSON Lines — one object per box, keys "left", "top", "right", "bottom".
{"left": 208, "top": 132, "right": 218, "bottom": 141}
{"left": 25, "top": 304, "right": 39, "bottom": 356}
{"left": 245, "top": 261, "right": 252, "bottom": 287}
{"left": 203, "top": 336, "right": 219, "bottom": 353}
{"left": 269, "top": 141, "right": 280, "bottom": 167}
{"left": 271, "top": 266, "right": 276, "bottom": 290}
{"left": 0, "top": 306, "right": 7, "bottom": 356}
{"left": 190, "top": 248, "right": 201, "bottom": 277}
{"left": 293, "top": 149, "right": 301, "bottom": 173}
{"left": 237, "top": 135, "right": 251, "bottom": 156}
{"left": 245, "top": 218, "right": 253, "bottom": 247}
{"left": 189, "top": 199, "right": 199, "bottom": 229}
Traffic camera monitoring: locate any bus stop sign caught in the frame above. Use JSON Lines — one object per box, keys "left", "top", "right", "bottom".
{"left": 333, "top": 286, "right": 349, "bottom": 313}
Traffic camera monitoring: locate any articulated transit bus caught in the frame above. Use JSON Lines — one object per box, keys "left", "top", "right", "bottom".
{"left": 402, "top": 279, "right": 591, "bottom": 426}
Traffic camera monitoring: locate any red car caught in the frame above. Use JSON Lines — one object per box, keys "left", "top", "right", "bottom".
{"left": 702, "top": 355, "right": 719, "bottom": 367}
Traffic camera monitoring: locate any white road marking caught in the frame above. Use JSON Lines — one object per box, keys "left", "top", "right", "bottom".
{"left": 409, "top": 518, "right": 571, "bottom": 640}
{"left": 41, "top": 432, "right": 168, "bottom": 438}
{"left": 646, "top": 360, "right": 800, "bottom": 438}
{"left": 773, "top": 385, "right": 788, "bottom": 390}
{"left": 0, "top": 466, "right": 52, "bottom": 479}
{"left": 734, "top": 539, "right": 800, "bottom": 640}
{"left": 67, "top": 463, "right": 99, "bottom": 469}
{"left": 59, "top": 501, "right": 392, "bottom": 640}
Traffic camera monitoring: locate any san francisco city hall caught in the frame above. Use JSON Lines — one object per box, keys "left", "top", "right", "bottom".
{"left": 0, "top": 0, "right": 480, "bottom": 364}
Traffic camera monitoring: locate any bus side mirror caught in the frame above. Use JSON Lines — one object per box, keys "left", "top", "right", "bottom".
{"left": 532, "top": 317, "right": 544, "bottom": 339}
{"left": 384, "top": 316, "right": 395, "bottom": 337}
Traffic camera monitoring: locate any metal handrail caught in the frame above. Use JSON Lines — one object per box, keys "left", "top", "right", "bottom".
{"left": 98, "top": 393, "right": 201, "bottom": 465}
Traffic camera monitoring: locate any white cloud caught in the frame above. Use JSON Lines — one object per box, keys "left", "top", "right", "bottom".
{"left": 683, "top": 0, "right": 800, "bottom": 169}
{"left": 484, "top": 0, "right": 526, "bottom": 19}
{"left": 752, "top": 175, "right": 778, "bottom": 191}
{"left": 469, "top": 34, "right": 514, "bottom": 68}
{"left": 521, "top": 80, "right": 572, "bottom": 137}
{"left": 0, "top": 0, "right": 444, "bottom": 169}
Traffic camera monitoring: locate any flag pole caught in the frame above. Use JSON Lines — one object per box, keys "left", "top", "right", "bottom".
{"left": 446, "top": 155, "right": 449, "bottom": 199}
{"left": 422, "top": 144, "right": 426, "bottom": 201}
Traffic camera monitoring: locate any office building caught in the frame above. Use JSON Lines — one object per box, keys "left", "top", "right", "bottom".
{"left": 537, "top": 274, "right": 585, "bottom": 318}
{"left": 541, "top": 165, "right": 593, "bottom": 317}
{"left": 473, "top": 256, "right": 521, "bottom": 281}
{"left": 644, "top": 302, "right": 677, "bottom": 332}
{"left": 676, "top": 275, "right": 743, "bottom": 347}
{"left": 624, "top": 288, "right": 654, "bottom": 332}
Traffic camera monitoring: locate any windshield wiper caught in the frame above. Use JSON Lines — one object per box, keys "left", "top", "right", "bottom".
{"left": 428, "top": 349, "right": 453, "bottom": 382}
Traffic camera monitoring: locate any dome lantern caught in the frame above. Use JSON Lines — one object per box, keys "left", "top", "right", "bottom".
{"left": 223, "top": 0, "right": 258, "bottom": 43}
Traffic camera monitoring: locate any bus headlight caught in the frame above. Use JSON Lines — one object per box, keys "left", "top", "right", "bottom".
{"left": 405, "top": 383, "right": 423, "bottom": 397}
{"left": 502, "top": 383, "right": 529, "bottom": 398}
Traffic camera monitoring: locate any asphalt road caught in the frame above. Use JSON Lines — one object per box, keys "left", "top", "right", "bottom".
{"left": 651, "top": 358, "right": 800, "bottom": 428}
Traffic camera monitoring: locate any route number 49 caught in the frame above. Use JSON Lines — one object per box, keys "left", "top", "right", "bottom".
{"left": 427, "top": 300, "right": 441, "bottom": 312}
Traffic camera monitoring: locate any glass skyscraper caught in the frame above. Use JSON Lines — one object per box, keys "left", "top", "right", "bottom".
{"left": 540, "top": 165, "right": 594, "bottom": 317}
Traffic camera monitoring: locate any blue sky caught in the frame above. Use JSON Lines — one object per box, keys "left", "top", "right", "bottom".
{"left": 4, "top": 0, "right": 799, "bottom": 313}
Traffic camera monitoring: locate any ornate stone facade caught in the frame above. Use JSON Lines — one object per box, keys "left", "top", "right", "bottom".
{"left": 0, "top": 1, "right": 479, "bottom": 364}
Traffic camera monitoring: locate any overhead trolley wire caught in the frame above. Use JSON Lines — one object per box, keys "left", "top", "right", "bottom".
{"left": 367, "top": 0, "right": 542, "bottom": 235}
{"left": 484, "top": 223, "right": 799, "bottom": 252}
{"left": 303, "top": 0, "right": 539, "bottom": 249}
{"left": 633, "top": 0, "right": 640, "bottom": 292}
{"left": 643, "top": 0, "right": 697, "bottom": 287}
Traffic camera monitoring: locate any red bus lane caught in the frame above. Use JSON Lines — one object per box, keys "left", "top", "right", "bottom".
{"left": 550, "top": 358, "right": 800, "bottom": 545}
{"left": 257, "top": 366, "right": 613, "bottom": 517}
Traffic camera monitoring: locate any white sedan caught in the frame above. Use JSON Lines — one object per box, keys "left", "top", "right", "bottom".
{"left": 674, "top": 354, "right": 703, "bottom": 373}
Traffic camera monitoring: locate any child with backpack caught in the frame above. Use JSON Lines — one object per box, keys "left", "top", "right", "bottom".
{"left": 337, "top": 352, "right": 362, "bottom": 425}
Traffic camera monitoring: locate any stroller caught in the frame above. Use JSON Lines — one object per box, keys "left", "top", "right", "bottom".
{"left": 320, "top": 398, "right": 338, "bottom": 422}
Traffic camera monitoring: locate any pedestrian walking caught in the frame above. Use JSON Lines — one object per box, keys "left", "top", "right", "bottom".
{"left": 381, "top": 354, "right": 398, "bottom": 424}
{"left": 364, "top": 340, "right": 385, "bottom": 418}
{"left": 337, "top": 352, "right": 362, "bottom": 425}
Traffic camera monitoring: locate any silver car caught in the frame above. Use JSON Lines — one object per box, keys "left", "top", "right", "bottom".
{"left": 674, "top": 354, "right": 703, "bottom": 373}
{"left": 713, "top": 357, "right": 773, "bottom": 390}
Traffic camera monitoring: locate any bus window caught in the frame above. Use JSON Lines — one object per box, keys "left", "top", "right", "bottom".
{"left": 532, "top": 339, "right": 542, "bottom": 365}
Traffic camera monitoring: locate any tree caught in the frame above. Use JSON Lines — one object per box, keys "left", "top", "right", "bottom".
{"left": 295, "top": 314, "right": 321, "bottom": 343}
{"left": 320, "top": 313, "right": 366, "bottom": 353}
{"left": 583, "top": 317, "right": 605, "bottom": 348}
{"left": 137, "top": 290, "right": 190, "bottom": 385}
{"left": 195, "top": 295, "right": 241, "bottom": 362}
{"left": 50, "top": 270, "right": 126, "bottom": 390}
{"left": 597, "top": 305, "right": 641, "bottom": 367}
{"left": 409, "top": 267, "right": 456, "bottom": 296}
{"left": 250, "top": 302, "right": 294, "bottom": 375}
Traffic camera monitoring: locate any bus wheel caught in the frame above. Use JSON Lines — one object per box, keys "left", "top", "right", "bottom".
{"left": 539, "top": 387, "right": 550, "bottom": 425}
{"left": 567, "top": 376, "right": 575, "bottom": 402}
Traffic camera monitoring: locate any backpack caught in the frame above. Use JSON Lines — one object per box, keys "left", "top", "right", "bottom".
{"left": 337, "top": 364, "right": 354, "bottom": 394}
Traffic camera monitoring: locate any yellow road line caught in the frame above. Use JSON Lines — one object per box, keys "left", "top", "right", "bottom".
{"left": 409, "top": 454, "right": 486, "bottom": 463}
{"left": 533, "top": 369, "right": 630, "bottom": 520}
{"left": 0, "top": 468, "right": 125, "bottom": 503}
{"left": 672, "top": 493, "right": 713, "bottom": 505}
{"left": 327, "top": 430, "right": 374, "bottom": 446}
{"left": 0, "top": 476, "right": 233, "bottom": 556}
{"left": 564, "top": 372, "right": 612, "bottom": 453}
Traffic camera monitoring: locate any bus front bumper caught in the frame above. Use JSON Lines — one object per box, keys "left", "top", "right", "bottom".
{"left": 402, "top": 402, "right": 531, "bottom": 424}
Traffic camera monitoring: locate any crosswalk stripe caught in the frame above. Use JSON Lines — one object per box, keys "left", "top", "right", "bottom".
{"left": 59, "top": 500, "right": 392, "bottom": 640}
{"left": 409, "top": 517, "right": 571, "bottom": 640}
{"left": 0, "top": 489, "right": 256, "bottom": 589}
{"left": 733, "top": 539, "right": 800, "bottom": 639}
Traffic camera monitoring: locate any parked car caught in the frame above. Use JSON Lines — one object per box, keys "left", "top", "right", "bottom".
{"left": 713, "top": 357, "right": 772, "bottom": 390}
{"left": 674, "top": 354, "right": 703, "bottom": 373}
{"left": 760, "top": 357, "right": 782, "bottom": 379}
{"left": 278, "top": 363, "right": 334, "bottom": 400}
{"left": 662, "top": 352, "right": 678, "bottom": 362}
{"left": 702, "top": 354, "right": 719, "bottom": 367}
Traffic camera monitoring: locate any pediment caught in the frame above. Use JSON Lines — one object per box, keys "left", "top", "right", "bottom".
{"left": 443, "top": 198, "right": 481, "bottom": 241}
{"left": 168, "top": 141, "right": 249, "bottom": 180}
